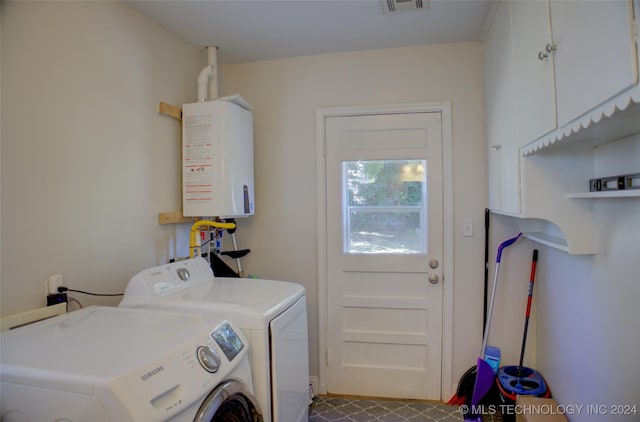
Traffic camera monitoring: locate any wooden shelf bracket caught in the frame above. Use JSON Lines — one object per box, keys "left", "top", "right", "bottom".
{"left": 158, "top": 102, "right": 182, "bottom": 121}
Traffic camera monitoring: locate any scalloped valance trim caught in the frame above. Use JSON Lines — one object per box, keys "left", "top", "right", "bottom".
{"left": 522, "top": 85, "right": 640, "bottom": 156}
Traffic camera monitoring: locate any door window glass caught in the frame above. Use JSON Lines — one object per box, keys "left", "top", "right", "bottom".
{"left": 343, "top": 160, "right": 427, "bottom": 254}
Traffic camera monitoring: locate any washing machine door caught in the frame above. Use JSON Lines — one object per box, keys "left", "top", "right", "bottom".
{"left": 194, "top": 380, "right": 263, "bottom": 422}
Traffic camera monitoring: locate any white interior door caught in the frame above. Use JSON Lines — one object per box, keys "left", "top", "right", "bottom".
{"left": 325, "top": 112, "right": 443, "bottom": 400}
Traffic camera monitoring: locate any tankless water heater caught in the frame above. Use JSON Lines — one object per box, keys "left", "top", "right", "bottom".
{"left": 182, "top": 96, "right": 254, "bottom": 218}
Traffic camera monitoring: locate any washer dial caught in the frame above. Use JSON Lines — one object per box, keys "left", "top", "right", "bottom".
{"left": 196, "top": 345, "right": 221, "bottom": 373}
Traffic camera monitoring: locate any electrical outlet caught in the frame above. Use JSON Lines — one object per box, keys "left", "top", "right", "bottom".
{"left": 47, "top": 274, "right": 64, "bottom": 295}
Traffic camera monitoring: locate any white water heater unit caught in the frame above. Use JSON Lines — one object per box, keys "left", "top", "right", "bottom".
{"left": 182, "top": 96, "right": 254, "bottom": 218}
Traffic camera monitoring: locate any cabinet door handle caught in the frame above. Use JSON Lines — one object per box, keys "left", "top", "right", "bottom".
{"left": 491, "top": 144, "right": 502, "bottom": 151}
{"left": 538, "top": 44, "right": 558, "bottom": 61}
{"left": 538, "top": 44, "right": 557, "bottom": 61}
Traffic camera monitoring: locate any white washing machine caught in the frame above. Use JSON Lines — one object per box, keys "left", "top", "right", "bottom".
{"left": 119, "top": 258, "right": 309, "bottom": 422}
{"left": 0, "top": 306, "right": 261, "bottom": 422}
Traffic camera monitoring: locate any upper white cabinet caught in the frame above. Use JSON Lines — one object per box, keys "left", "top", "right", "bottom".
{"left": 551, "top": 0, "right": 638, "bottom": 127}
{"left": 484, "top": 0, "right": 640, "bottom": 253}
{"left": 510, "top": 0, "right": 557, "bottom": 144}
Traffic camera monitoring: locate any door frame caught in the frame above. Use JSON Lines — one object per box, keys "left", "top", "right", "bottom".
{"left": 315, "top": 101, "right": 454, "bottom": 399}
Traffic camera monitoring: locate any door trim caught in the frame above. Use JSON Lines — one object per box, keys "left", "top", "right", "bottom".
{"left": 316, "top": 101, "right": 454, "bottom": 400}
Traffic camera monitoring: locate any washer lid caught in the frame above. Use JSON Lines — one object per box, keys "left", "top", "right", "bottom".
{"left": 121, "top": 258, "right": 305, "bottom": 328}
{"left": 0, "top": 306, "right": 220, "bottom": 394}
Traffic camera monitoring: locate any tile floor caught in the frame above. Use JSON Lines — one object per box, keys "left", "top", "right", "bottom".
{"left": 309, "top": 395, "right": 503, "bottom": 421}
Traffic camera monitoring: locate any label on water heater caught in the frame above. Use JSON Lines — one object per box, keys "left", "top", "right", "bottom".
{"left": 183, "top": 113, "right": 214, "bottom": 202}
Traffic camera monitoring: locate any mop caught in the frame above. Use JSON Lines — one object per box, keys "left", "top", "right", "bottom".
{"left": 497, "top": 249, "right": 549, "bottom": 408}
{"left": 466, "top": 232, "right": 522, "bottom": 421}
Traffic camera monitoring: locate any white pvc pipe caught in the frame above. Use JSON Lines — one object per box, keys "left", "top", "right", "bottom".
{"left": 197, "top": 68, "right": 211, "bottom": 102}
{"left": 197, "top": 46, "right": 218, "bottom": 102}
{"left": 207, "top": 47, "right": 217, "bottom": 71}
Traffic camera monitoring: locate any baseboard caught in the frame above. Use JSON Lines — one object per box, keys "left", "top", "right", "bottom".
{"left": 310, "top": 376, "right": 454, "bottom": 403}
{"left": 309, "top": 376, "right": 319, "bottom": 399}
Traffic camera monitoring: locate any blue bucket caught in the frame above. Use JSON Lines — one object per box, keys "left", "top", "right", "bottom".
{"left": 497, "top": 365, "right": 549, "bottom": 422}
{"left": 498, "top": 365, "right": 547, "bottom": 397}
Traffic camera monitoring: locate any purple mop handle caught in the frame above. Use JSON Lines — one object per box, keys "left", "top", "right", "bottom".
{"left": 497, "top": 232, "right": 522, "bottom": 263}
{"left": 480, "top": 232, "right": 523, "bottom": 355}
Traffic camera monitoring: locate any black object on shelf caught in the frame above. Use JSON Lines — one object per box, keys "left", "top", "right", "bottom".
{"left": 590, "top": 172, "right": 640, "bottom": 191}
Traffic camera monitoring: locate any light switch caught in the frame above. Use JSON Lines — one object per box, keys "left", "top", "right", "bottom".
{"left": 463, "top": 218, "right": 474, "bottom": 237}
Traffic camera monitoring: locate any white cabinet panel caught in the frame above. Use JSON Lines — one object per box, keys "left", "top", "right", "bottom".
{"left": 485, "top": 0, "right": 521, "bottom": 214}
{"left": 551, "top": 0, "right": 638, "bottom": 126}
{"left": 511, "top": 0, "right": 557, "bottom": 143}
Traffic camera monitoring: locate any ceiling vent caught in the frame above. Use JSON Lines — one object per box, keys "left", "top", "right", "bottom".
{"left": 382, "top": 0, "right": 428, "bottom": 14}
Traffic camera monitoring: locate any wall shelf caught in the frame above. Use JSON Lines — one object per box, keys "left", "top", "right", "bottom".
{"left": 566, "top": 190, "right": 640, "bottom": 199}
{"left": 522, "top": 232, "right": 570, "bottom": 253}
{"left": 497, "top": 215, "right": 585, "bottom": 254}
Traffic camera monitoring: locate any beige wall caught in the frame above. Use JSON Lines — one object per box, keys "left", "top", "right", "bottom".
{"left": 1, "top": 1, "right": 204, "bottom": 314}
{"left": 2, "top": 1, "right": 492, "bottom": 397}
{"left": 219, "top": 43, "right": 488, "bottom": 390}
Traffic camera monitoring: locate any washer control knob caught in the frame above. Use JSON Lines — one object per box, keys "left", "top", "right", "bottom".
{"left": 177, "top": 268, "right": 190, "bottom": 281}
{"left": 196, "top": 345, "right": 221, "bottom": 373}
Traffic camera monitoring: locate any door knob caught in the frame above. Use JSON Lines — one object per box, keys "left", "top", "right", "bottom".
{"left": 429, "top": 274, "right": 440, "bottom": 284}
{"left": 429, "top": 259, "right": 439, "bottom": 269}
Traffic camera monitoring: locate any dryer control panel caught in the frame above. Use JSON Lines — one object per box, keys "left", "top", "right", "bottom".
{"left": 211, "top": 321, "right": 245, "bottom": 361}
{"left": 120, "top": 258, "right": 213, "bottom": 307}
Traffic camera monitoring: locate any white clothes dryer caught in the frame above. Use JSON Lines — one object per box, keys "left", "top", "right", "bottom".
{"left": 120, "top": 258, "right": 309, "bottom": 422}
{"left": 0, "top": 306, "right": 261, "bottom": 422}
